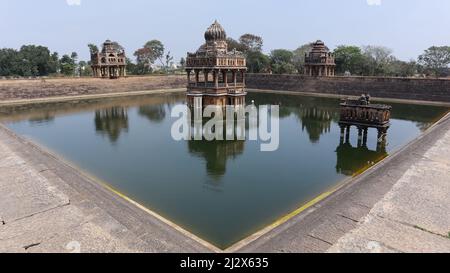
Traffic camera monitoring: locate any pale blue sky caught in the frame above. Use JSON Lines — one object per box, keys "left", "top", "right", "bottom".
{"left": 1, "top": 0, "right": 449, "bottom": 62}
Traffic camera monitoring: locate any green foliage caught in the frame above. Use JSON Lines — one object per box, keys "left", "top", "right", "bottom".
{"left": 0, "top": 48, "right": 20, "bottom": 76}
{"left": 246, "top": 51, "right": 271, "bottom": 73}
{"left": 19, "top": 45, "right": 59, "bottom": 76}
{"left": 387, "top": 60, "right": 418, "bottom": 77}
{"left": 270, "top": 49, "right": 296, "bottom": 74}
{"left": 78, "top": 60, "right": 92, "bottom": 77}
{"left": 144, "top": 40, "right": 165, "bottom": 65}
{"left": 331, "top": 45, "right": 418, "bottom": 77}
{"left": 0, "top": 45, "right": 59, "bottom": 77}
{"left": 361, "top": 46, "right": 397, "bottom": 76}
{"left": 132, "top": 40, "right": 168, "bottom": 74}
{"left": 334, "top": 45, "right": 366, "bottom": 75}
{"left": 292, "top": 43, "right": 313, "bottom": 74}
{"left": 179, "top": 57, "right": 186, "bottom": 68}
{"left": 227, "top": 34, "right": 269, "bottom": 73}
{"left": 59, "top": 54, "right": 77, "bottom": 76}
{"left": 418, "top": 46, "right": 450, "bottom": 77}
{"left": 88, "top": 44, "right": 99, "bottom": 55}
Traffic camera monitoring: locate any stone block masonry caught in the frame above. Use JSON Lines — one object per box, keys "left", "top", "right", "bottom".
{"left": 246, "top": 74, "right": 450, "bottom": 103}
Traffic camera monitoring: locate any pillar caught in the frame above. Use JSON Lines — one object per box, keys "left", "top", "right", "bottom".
{"left": 195, "top": 70, "right": 199, "bottom": 86}
{"left": 224, "top": 70, "right": 228, "bottom": 87}
{"left": 357, "top": 127, "right": 363, "bottom": 147}
{"left": 187, "top": 70, "right": 191, "bottom": 84}
{"left": 362, "top": 127, "right": 368, "bottom": 147}
{"left": 214, "top": 70, "right": 218, "bottom": 88}
{"left": 345, "top": 126, "right": 350, "bottom": 143}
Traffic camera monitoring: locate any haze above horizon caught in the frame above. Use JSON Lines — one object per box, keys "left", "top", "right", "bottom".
{"left": 1, "top": 0, "right": 449, "bottom": 62}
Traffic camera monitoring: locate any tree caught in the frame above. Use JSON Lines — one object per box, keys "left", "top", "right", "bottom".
{"left": 418, "top": 46, "right": 450, "bottom": 77}
{"left": 333, "top": 45, "right": 366, "bottom": 75}
{"left": 125, "top": 57, "right": 137, "bottom": 75}
{"left": 226, "top": 38, "right": 246, "bottom": 52}
{"left": 387, "top": 60, "right": 417, "bottom": 77}
{"left": 292, "top": 43, "right": 313, "bottom": 74}
{"left": 164, "top": 51, "right": 174, "bottom": 72}
{"left": 144, "top": 40, "right": 165, "bottom": 66}
{"left": 362, "top": 46, "right": 396, "bottom": 76}
{"left": 179, "top": 57, "right": 186, "bottom": 68}
{"left": 59, "top": 54, "right": 76, "bottom": 76}
{"left": 133, "top": 47, "right": 153, "bottom": 75}
{"left": 133, "top": 40, "right": 166, "bottom": 74}
{"left": 78, "top": 60, "right": 92, "bottom": 76}
{"left": 49, "top": 52, "right": 59, "bottom": 75}
{"left": 0, "top": 48, "right": 19, "bottom": 76}
{"left": 88, "top": 44, "right": 99, "bottom": 55}
{"left": 239, "top": 34, "right": 263, "bottom": 52}
{"left": 111, "top": 42, "right": 125, "bottom": 54}
{"left": 17, "top": 45, "right": 56, "bottom": 76}
{"left": 0, "top": 45, "right": 59, "bottom": 77}
{"left": 270, "top": 49, "right": 296, "bottom": 74}
{"left": 246, "top": 51, "right": 271, "bottom": 73}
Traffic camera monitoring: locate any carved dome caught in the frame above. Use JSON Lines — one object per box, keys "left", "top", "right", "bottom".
{"left": 204, "top": 20, "right": 227, "bottom": 41}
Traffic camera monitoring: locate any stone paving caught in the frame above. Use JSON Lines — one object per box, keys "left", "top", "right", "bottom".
{"left": 328, "top": 129, "right": 450, "bottom": 253}
{"left": 0, "top": 126, "right": 212, "bottom": 253}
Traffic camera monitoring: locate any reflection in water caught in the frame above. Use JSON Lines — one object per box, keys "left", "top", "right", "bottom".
{"left": 187, "top": 117, "right": 246, "bottom": 182}
{"left": 94, "top": 107, "right": 129, "bottom": 143}
{"left": 295, "top": 106, "right": 337, "bottom": 143}
{"left": 138, "top": 105, "right": 166, "bottom": 123}
{"left": 188, "top": 139, "right": 245, "bottom": 181}
{"left": 247, "top": 93, "right": 340, "bottom": 143}
{"left": 335, "top": 126, "right": 388, "bottom": 176}
{"left": 29, "top": 114, "right": 55, "bottom": 125}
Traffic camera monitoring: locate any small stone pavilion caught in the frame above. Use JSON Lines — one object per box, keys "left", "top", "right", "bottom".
{"left": 339, "top": 94, "right": 392, "bottom": 147}
{"left": 304, "top": 40, "right": 336, "bottom": 77}
{"left": 185, "top": 21, "right": 247, "bottom": 107}
{"left": 91, "top": 40, "right": 126, "bottom": 79}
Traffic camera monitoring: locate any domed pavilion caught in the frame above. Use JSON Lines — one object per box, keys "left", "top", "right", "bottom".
{"left": 91, "top": 40, "right": 126, "bottom": 79}
{"left": 185, "top": 21, "right": 247, "bottom": 107}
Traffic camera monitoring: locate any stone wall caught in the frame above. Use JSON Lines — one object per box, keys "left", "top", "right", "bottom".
{"left": 0, "top": 75, "right": 186, "bottom": 101}
{"left": 2, "top": 74, "right": 450, "bottom": 103}
{"left": 246, "top": 74, "right": 450, "bottom": 102}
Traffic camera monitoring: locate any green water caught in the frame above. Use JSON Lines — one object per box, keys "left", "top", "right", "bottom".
{"left": 1, "top": 92, "right": 447, "bottom": 249}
